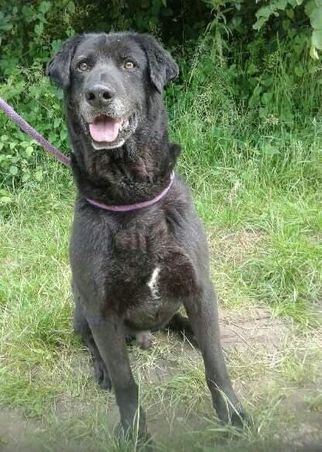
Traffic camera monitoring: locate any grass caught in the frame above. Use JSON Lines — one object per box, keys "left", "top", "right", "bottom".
{"left": 0, "top": 43, "right": 322, "bottom": 450}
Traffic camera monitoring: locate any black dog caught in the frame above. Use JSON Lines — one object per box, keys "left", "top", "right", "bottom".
{"left": 47, "top": 32, "right": 244, "bottom": 440}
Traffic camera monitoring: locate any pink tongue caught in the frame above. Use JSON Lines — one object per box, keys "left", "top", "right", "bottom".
{"left": 89, "top": 116, "right": 122, "bottom": 142}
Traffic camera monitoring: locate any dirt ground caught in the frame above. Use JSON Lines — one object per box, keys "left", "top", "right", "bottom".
{"left": 0, "top": 307, "right": 321, "bottom": 452}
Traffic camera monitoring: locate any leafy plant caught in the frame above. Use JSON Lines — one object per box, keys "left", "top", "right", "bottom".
{"left": 254, "top": 0, "right": 322, "bottom": 59}
{"left": 0, "top": 63, "right": 68, "bottom": 190}
{"left": 0, "top": 0, "right": 321, "bottom": 189}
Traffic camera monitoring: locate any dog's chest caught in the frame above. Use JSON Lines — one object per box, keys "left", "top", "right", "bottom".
{"left": 71, "top": 208, "right": 198, "bottom": 325}
{"left": 104, "top": 217, "right": 198, "bottom": 313}
{"left": 123, "top": 264, "right": 183, "bottom": 331}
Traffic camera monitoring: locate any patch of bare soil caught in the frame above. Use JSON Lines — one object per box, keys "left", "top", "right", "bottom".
{"left": 221, "top": 307, "right": 322, "bottom": 451}
{"left": 0, "top": 410, "right": 43, "bottom": 452}
{"left": 1, "top": 307, "right": 321, "bottom": 451}
{"left": 220, "top": 306, "right": 289, "bottom": 350}
{"left": 147, "top": 306, "right": 322, "bottom": 450}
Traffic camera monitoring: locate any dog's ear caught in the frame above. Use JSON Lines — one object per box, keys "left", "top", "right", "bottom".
{"left": 46, "top": 34, "right": 84, "bottom": 89}
{"left": 137, "top": 34, "right": 179, "bottom": 93}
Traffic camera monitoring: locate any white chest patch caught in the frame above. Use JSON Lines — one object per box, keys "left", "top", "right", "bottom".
{"left": 147, "top": 266, "right": 160, "bottom": 299}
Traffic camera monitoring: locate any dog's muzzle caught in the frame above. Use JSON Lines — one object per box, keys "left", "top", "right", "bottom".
{"left": 87, "top": 112, "right": 138, "bottom": 150}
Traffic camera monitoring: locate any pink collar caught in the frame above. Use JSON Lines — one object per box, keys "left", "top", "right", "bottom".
{"left": 85, "top": 172, "right": 175, "bottom": 212}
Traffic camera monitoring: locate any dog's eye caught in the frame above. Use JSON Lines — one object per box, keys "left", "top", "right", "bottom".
{"left": 77, "top": 61, "right": 90, "bottom": 72}
{"left": 124, "top": 60, "right": 135, "bottom": 70}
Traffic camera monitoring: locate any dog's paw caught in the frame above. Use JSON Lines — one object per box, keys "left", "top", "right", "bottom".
{"left": 215, "top": 395, "right": 249, "bottom": 430}
{"left": 136, "top": 331, "right": 153, "bottom": 350}
{"left": 115, "top": 422, "right": 154, "bottom": 451}
{"left": 230, "top": 409, "right": 250, "bottom": 429}
{"left": 93, "top": 357, "right": 112, "bottom": 390}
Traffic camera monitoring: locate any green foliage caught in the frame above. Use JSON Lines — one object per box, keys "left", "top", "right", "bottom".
{"left": 0, "top": 1, "right": 78, "bottom": 76}
{"left": 306, "top": 0, "right": 322, "bottom": 57}
{"left": 230, "top": 35, "right": 321, "bottom": 123}
{"left": 0, "top": 63, "right": 68, "bottom": 194}
{"left": 253, "top": 0, "right": 322, "bottom": 59}
{"left": 171, "top": 34, "right": 322, "bottom": 171}
{"left": 0, "top": 0, "right": 321, "bottom": 192}
{"left": 201, "top": 1, "right": 322, "bottom": 123}
{"left": 203, "top": 0, "right": 322, "bottom": 58}
{"left": 0, "top": 0, "right": 209, "bottom": 75}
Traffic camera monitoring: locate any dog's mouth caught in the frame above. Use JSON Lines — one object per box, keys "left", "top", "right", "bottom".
{"left": 89, "top": 116, "right": 123, "bottom": 143}
{"left": 87, "top": 113, "right": 137, "bottom": 150}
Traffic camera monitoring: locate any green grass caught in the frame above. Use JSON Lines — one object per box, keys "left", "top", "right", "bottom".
{"left": 0, "top": 44, "right": 322, "bottom": 450}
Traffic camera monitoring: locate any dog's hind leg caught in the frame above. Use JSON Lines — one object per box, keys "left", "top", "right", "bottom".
{"left": 73, "top": 301, "right": 112, "bottom": 390}
{"left": 183, "top": 283, "right": 245, "bottom": 426}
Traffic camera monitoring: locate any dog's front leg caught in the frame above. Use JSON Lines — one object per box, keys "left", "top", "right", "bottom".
{"left": 87, "top": 310, "right": 147, "bottom": 438}
{"left": 184, "top": 283, "right": 245, "bottom": 426}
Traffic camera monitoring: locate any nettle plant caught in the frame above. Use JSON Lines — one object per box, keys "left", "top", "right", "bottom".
{"left": 205, "top": 0, "right": 322, "bottom": 58}
{"left": 202, "top": 0, "right": 322, "bottom": 122}
{"left": 253, "top": 0, "right": 322, "bottom": 59}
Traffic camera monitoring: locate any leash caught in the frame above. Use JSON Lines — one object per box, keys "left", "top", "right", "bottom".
{"left": 0, "top": 97, "right": 71, "bottom": 167}
{"left": 0, "top": 97, "right": 175, "bottom": 211}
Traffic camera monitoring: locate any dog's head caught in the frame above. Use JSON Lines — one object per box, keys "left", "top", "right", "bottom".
{"left": 46, "top": 32, "right": 178, "bottom": 150}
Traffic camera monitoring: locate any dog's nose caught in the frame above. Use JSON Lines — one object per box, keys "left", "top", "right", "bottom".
{"left": 85, "top": 84, "right": 115, "bottom": 107}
